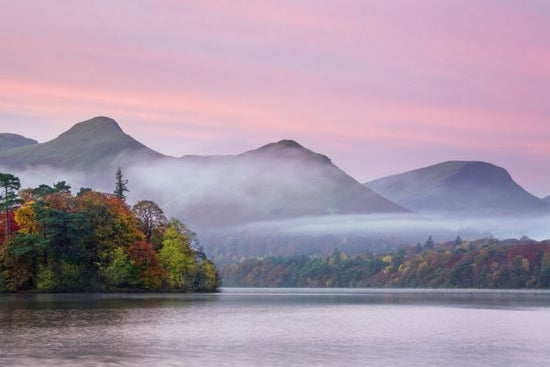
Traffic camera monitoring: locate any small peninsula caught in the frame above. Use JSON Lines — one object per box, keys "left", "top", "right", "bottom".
{"left": 0, "top": 172, "right": 219, "bottom": 293}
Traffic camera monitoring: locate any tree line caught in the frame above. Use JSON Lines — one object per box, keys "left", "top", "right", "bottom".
{"left": 221, "top": 237, "right": 550, "bottom": 288}
{"left": 0, "top": 170, "right": 219, "bottom": 292}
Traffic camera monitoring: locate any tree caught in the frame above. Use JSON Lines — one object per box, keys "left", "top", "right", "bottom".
{"left": 114, "top": 167, "right": 129, "bottom": 201}
{"left": 0, "top": 173, "right": 22, "bottom": 244}
{"left": 132, "top": 200, "right": 167, "bottom": 244}
{"left": 0, "top": 211, "right": 19, "bottom": 244}
{"left": 2, "top": 180, "right": 220, "bottom": 293}
{"left": 53, "top": 181, "right": 71, "bottom": 193}
{"left": 425, "top": 236, "right": 435, "bottom": 249}
{"left": 77, "top": 187, "right": 92, "bottom": 196}
{"left": 158, "top": 220, "right": 195, "bottom": 290}
{"left": 127, "top": 241, "right": 164, "bottom": 289}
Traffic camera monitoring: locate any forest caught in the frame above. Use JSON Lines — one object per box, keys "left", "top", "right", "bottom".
{"left": 0, "top": 172, "right": 219, "bottom": 292}
{"left": 221, "top": 237, "right": 550, "bottom": 289}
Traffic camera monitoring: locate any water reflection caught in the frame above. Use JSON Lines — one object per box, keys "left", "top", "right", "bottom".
{"left": 1, "top": 289, "right": 550, "bottom": 367}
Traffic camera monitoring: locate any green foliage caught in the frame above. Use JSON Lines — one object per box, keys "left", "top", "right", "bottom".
{"left": 0, "top": 172, "right": 22, "bottom": 244}
{"left": 36, "top": 264, "right": 56, "bottom": 291}
{"left": 157, "top": 219, "right": 218, "bottom": 291}
{"left": 194, "top": 260, "right": 219, "bottom": 292}
{"left": 102, "top": 247, "right": 136, "bottom": 288}
{"left": 159, "top": 224, "right": 193, "bottom": 289}
{"left": 0, "top": 175, "right": 219, "bottom": 293}
{"left": 222, "top": 238, "right": 550, "bottom": 289}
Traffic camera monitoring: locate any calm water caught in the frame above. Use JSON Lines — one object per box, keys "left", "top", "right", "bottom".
{"left": 1, "top": 289, "right": 550, "bottom": 367}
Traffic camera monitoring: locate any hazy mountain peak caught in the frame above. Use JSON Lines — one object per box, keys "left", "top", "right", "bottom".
{"left": 0, "top": 133, "right": 38, "bottom": 152}
{"left": 419, "top": 160, "right": 512, "bottom": 185}
{"left": 366, "top": 160, "right": 550, "bottom": 218}
{"left": 0, "top": 116, "right": 162, "bottom": 170}
{"left": 241, "top": 139, "right": 331, "bottom": 164}
{"left": 60, "top": 116, "right": 123, "bottom": 137}
{"left": 274, "top": 139, "right": 303, "bottom": 148}
{"left": 256, "top": 139, "right": 307, "bottom": 151}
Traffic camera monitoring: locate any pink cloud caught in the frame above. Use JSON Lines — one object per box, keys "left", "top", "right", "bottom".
{"left": 0, "top": 1, "right": 549, "bottom": 195}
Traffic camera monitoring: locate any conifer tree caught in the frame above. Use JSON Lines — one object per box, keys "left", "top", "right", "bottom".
{"left": 0, "top": 172, "right": 22, "bottom": 244}
{"left": 425, "top": 235, "right": 435, "bottom": 249}
{"left": 114, "top": 167, "right": 129, "bottom": 201}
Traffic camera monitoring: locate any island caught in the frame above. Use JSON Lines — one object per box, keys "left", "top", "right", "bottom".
{"left": 0, "top": 172, "right": 219, "bottom": 292}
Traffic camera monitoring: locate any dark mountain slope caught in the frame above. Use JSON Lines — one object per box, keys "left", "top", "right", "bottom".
{"left": 0, "top": 133, "right": 38, "bottom": 151}
{"left": 0, "top": 116, "right": 163, "bottom": 170}
{"left": 366, "top": 161, "right": 550, "bottom": 218}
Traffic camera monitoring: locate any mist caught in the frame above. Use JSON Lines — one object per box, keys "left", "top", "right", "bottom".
{"left": 236, "top": 213, "right": 550, "bottom": 241}
{"left": 5, "top": 150, "right": 550, "bottom": 262}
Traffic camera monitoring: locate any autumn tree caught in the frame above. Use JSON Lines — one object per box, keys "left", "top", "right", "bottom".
{"left": 158, "top": 220, "right": 196, "bottom": 290}
{"left": 74, "top": 191, "right": 144, "bottom": 263}
{"left": 1, "top": 180, "right": 219, "bottom": 293}
{"left": 194, "top": 259, "right": 219, "bottom": 292}
{"left": 127, "top": 241, "right": 164, "bottom": 289}
{"left": 0, "top": 173, "right": 22, "bottom": 244}
{"left": 132, "top": 200, "right": 167, "bottom": 245}
{"left": 0, "top": 211, "right": 20, "bottom": 245}
{"left": 114, "top": 167, "right": 129, "bottom": 201}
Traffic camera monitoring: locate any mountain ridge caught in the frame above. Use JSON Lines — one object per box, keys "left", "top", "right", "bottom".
{"left": 0, "top": 116, "right": 163, "bottom": 170}
{"left": 0, "top": 133, "right": 38, "bottom": 152}
{"left": 366, "top": 160, "right": 550, "bottom": 218}
{"left": 0, "top": 116, "right": 410, "bottom": 228}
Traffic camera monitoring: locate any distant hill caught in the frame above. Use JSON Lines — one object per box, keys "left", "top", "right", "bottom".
{"left": 0, "top": 133, "right": 37, "bottom": 151}
{"left": 0, "top": 116, "right": 163, "bottom": 171}
{"left": 131, "top": 139, "right": 409, "bottom": 227}
{"left": 0, "top": 117, "right": 410, "bottom": 225}
{"left": 366, "top": 161, "right": 550, "bottom": 218}
{"left": 544, "top": 196, "right": 550, "bottom": 204}
{"left": 4, "top": 117, "right": 547, "bottom": 259}
{"left": 128, "top": 138, "right": 433, "bottom": 261}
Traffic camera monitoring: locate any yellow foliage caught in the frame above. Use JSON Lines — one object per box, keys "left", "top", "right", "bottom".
{"left": 522, "top": 258, "right": 530, "bottom": 272}
{"left": 14, "top": 201, "right": 40, "bottom": 235}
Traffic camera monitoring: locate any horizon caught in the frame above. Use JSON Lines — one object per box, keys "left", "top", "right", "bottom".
{"left": 1, "top": 1, "right": 549, "bottom": 195}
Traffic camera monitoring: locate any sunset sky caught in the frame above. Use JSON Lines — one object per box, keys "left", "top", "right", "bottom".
{"left": 1, "top": 1, "right": 549, "bottom": 196}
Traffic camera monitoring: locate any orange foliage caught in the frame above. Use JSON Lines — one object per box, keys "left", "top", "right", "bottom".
{"left": 73, "top": 191, "right": 144, "bottom": 254}
{"left": 43, "top": 192, "right": 73, "bottom": 211}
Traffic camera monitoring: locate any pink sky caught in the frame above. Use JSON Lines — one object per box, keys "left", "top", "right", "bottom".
{"left": 1, "top": 1, "right": 549, "bottom": 196}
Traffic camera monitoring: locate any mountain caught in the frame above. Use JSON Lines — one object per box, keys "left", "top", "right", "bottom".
{"left": 544, "top": 196, "right": 550, "bottom": 204}
{"left": 0, "top": 117, "right": 410, "bottom": 225}
{"left": 0, "top": 116, "right": 163, "bottom": 171}
{"left": 0, "top": 116, "right": 437, "bottom": 260}
{"left": 366, "top": 161, "right": 550, "bottom": 218}
{"left": 0, "top": 133, "right": 37, "bottom": 151}
{"left": 130, "top": 139, "right": 409, "bottom": 227}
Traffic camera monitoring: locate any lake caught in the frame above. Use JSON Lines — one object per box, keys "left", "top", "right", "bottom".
{"left": 1, "top": 288, "right": 550, "bottom": 366}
